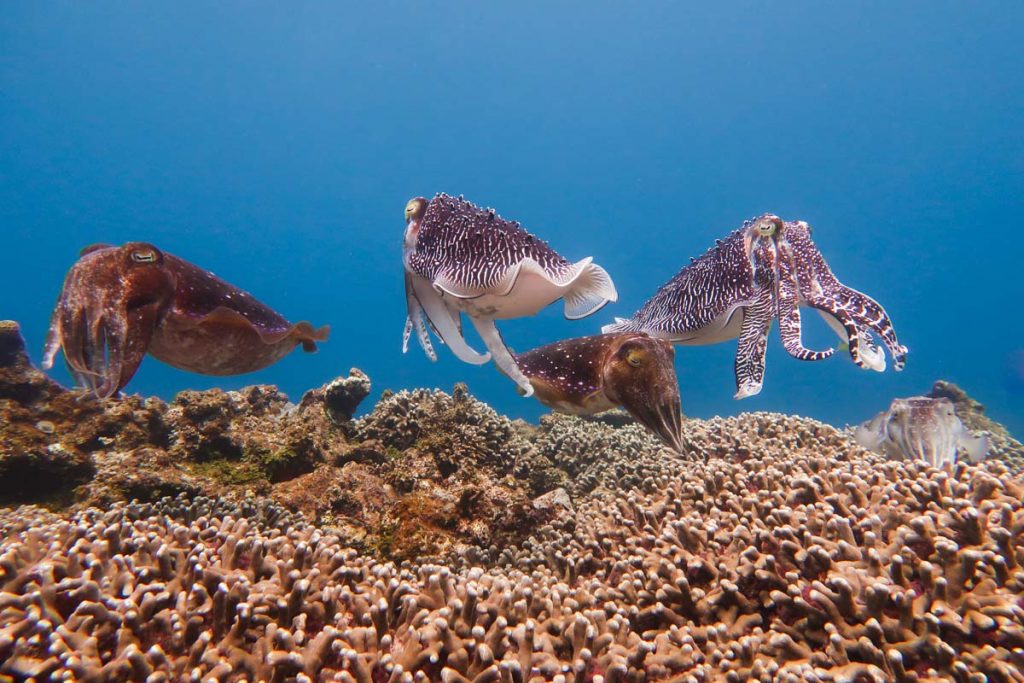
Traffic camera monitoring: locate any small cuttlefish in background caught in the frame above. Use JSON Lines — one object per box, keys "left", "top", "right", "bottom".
{"left": 402, "top": 193, "right": 618, "bottom": 396}
{"left": 512, "top": 332, "right": 685, "bottom": 452}
{"left": 854, "top": 396, "right": 989, "bottom": 467}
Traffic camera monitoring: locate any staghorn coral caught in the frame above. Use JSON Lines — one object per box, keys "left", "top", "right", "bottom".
{"left": 6, "top": 319, "right": 1024, "bottom": 679}
{"left": 0, "top": 444, "right": 1019, "bottom": 683}
{"left": 2, "top": 414, "right": 1022, "bottom": 682}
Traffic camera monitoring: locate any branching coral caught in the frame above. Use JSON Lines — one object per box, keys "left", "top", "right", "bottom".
{"left": 2, "top": 414, "right": 1022, "bottom": 682}
{"left": 531, "top": 413, "right": 690, "bottom": 498}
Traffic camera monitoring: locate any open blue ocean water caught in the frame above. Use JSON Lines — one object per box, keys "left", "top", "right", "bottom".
{"left": 2, "top": 3, "right": 1021, "bottom": 435}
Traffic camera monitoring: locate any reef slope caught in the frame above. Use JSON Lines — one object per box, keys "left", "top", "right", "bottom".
{"left": 2, "top": 321, "right": 1023, "bottom": 681}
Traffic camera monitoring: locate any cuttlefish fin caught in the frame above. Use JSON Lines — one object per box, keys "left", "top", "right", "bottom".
{"left": 601, "top": 317, "right": 631, "bottom": 334}
{"left": 471, "top": 317, "right": 533, "bottom": 397}
{"left": 433, "top": 270, "right": 492, "bottom": 299}
{"left": 291, "top": 322, "right": 330, "bottom": 352}
{"left": 409, "top": 274, "right": 490, "bottom": 364}
{"left": 194, "top": 307, "right": 329, "bottom": 351}
{"left": 959, "top": 431, "right": 989, "bottom": 463}
{"left": 432, "top": 258, "right": 535, "bottom": 300}
{"left": 562, "top": 258, "right": 618, "bottom": 320}
{"left": 433, "top": 257, "right": 617, "bottom": 321}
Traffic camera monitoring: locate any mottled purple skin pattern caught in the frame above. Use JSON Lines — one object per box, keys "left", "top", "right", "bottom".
{"left": 606, "top": 216, "right": 784, "bottom": 398}
{"left": 514, "top": 333, "right": 684, "bottom": 452}
{"left": 780, "top": 221, "right": 907, "bottom": 370}
{"left": 613, "top": 221, "right": 772, "bottom": 340}
{"left": 43, "top": 242, "right": 328, "bottom": 398}
{"left": 606, "top": 215, "right": 906, "bottom": 398}
{"left": 404, "top": 193, "right": 578, "bottom": 294}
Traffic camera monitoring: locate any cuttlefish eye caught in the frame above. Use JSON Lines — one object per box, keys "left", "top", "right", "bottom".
{"left": 757, "top": 215, "right": 783, "bottom": 238}
{"left": 405, "top": 198, "right": 425, "bottom": 221}
{"left": 626, "top": 349, "right": 644, "bottom": 367}
{"left": 131, "top": 249, "right": 158, "bottom": 263}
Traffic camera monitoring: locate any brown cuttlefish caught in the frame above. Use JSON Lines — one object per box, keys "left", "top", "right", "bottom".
{"left": 43, "top": 242, "right": 329, "bottom": 398}
{"left": 512, "top": 333, "right": 685, "bottom": 452}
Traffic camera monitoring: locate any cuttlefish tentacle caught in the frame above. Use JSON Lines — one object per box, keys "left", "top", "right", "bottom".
{"left": 774, "top": 246, "right": 835, "bottom": 362}
{"left": 403, "top": 277, "right": 436, "bottom": 361}
{"left": 470, "top": 317, "right": 531, "bottom": 394}
{"left": 404, "top": 271, "right": 489, "bottom": 364}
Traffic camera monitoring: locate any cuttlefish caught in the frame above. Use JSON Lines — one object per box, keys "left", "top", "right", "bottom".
{"left": 43, "top": 243, "right": 329, "bottom": 398}
{"left": 403, "top": 193, "right": 618, "bottom": 396}
{"left": 512, "top": 333, "right": 684, "bottom": 452}
{"left": 854, "top": 396, "right": 988, "bottom": 467}
{"left": 605, "top": 215, "right": 906, "bottom": 399}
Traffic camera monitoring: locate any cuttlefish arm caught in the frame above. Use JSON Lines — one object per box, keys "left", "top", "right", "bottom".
{"left": 733, "top": 274, "right": 775, "bottom": 399}
{"left": 817, "top": 285, "right": 907, "bottom": 370}
{"left": 784, "top": 222, "right": 907, "bottom": 371}
{"left": 402, "top": 271, "right": 491, "bottom": 365}
{"left": 43, "top": 243, "right": 175, "bottom": 398}
{"left": 471, "top": 316, "right": 533, "bottom": 397}
{"left": 403, "top": 272, "right": 437, "bottom": 360}
{"left": 775, "top": 246, "right": 835, "bottom": 362}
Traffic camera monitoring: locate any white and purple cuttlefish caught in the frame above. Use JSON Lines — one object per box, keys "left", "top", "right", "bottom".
{"left": 605, "top": 215, "right": 908, "bottom": 398}
{"left": 854, "top": 396, "right": 988, "bottom": 467}
{"left": 402, "top": 193, "right": 618, "bottom": 396}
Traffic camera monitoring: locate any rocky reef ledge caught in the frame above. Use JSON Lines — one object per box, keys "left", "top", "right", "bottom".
{"left": 2, "top": 321, "right": 1023, "bottom": 681}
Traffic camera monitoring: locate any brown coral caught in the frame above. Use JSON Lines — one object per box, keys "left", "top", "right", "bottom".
{"left": 2, "top": 413, "right": 1022, "bottom": 682}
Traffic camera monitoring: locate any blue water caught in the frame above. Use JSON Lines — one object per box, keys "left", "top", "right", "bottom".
{"left": 2, "top": 3, "right": 1021, "bottom": 435}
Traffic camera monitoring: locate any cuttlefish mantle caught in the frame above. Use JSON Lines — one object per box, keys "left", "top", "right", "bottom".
{"left": 43, "top": 242, "right": 328, "bottom": 398}
{"left": 402, "top": 193, "right": 618, "bottom": 396}
{"left": 854, "top": 396, "right": 988, "bottom": 467}
{"left": 513, "top": 332, "right": 684, "bottom": 452}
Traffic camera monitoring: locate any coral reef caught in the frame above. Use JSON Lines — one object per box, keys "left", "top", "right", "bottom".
{"left": 3, "top": 318, "right": 1024, "bottom": 680}
{"left": 2, "top": 441, "right": 1022, "bottom": 682}
{"left": 0, "top": 324, "right": 571, "bottom": 560}
{"left": 531, "top": 413, "right": 688, "bottom": 498}
{"left": 928, "top": 380, "right": 1024, "bottom": 474}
